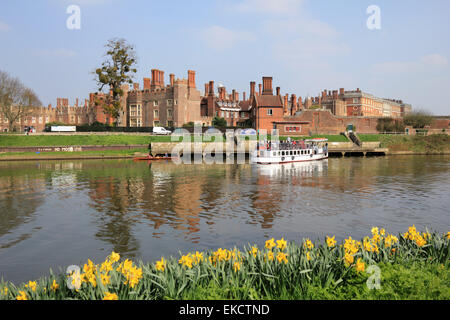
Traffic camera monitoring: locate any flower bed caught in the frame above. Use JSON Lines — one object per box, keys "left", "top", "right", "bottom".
{"left": 1, "top": 226, "right": 449, "bottom": 300}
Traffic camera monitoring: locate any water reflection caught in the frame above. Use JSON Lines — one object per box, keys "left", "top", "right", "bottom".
{"left": 0, "top": 156, "right": 449, "bottom": 284}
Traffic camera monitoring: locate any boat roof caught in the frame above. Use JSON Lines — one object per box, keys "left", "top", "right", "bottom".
{"left": 304, "top": 138, "right": 328, "bottom": 142}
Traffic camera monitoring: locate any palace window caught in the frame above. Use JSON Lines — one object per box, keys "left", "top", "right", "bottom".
{"left": 167, "top": 99, "right": 173, "bottom": 106}
{"left": 267, "top": 109, "right": 273, "bottom": 116}
{"left": 167, "top": 109, "right": 173, "bottom": 118}
{"left": 154, "top": 110, "right": 159, "bottom": 118}
{"left": 153, "top": 100, "right": 159, "bottom": 107}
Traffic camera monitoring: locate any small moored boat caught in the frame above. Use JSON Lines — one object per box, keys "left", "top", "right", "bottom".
{"left": 133, "top": 156, "right": 175, "bottom": 161}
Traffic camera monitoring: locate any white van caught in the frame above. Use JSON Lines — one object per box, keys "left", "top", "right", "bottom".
{"left": 153, "top": 127, "right": 172, "bottom": 135}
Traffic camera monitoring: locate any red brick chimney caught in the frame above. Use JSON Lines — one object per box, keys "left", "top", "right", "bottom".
{"left": 339, "top": 88, "right": 345, "bottom": 96}
{"left": 232, "top": 89, "right": 236, "bottom": 101}
{"left": 258, "top": 84, "right": 262, "bottom": 96}
{"left": 292, "top": 94, "right": 297, "bottom": 114}
{"left": 170, "top": 74, "right": 175, "bottom": 87}
{"left": 298, "top": 97, "right": 303, "bottom": 110}
{"left": 151, "top": 69, "right": 157, "bottom": 87}
{"left": 187, "top": 70, "right": 196, "bottom": 88}
{"left": 243, "top": 92, "right": 246, "bottom": 101}
{"left": 209, "top": 81, "right": 214, "bottom": 96}
{"left": 262, "top": 77, "right": 273, "bottom": 95}
{"left": 143, "top": 78, "right": 151, "bottom": 90}
{"left": 159, "top": 70, "right": 165, "bottom": 87}
{"left": 219, "top": 86, "right": 226, "bottom": 100}
{"left": 250, "top": 82, "right": 256, "bottom": 98}
{"left": 322, "top": 90, "right": 327, "bottom": 99}
{"left": 204, "top": 83, "right": 209, "bottom": 96}
{"left": 276, "top": 87, "right": 280, "bottom": 96}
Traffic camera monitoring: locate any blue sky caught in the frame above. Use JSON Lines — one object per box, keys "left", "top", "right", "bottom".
{"left": 0, "top": 0, "right": 449, "bottom": 115}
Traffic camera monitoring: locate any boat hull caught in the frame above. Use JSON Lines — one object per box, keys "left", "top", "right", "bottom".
{"left": 251, "top": 153, "right": 328, "bottom": 165}
{"left": 133, "top": 157, "right": 175, "bottom": 161}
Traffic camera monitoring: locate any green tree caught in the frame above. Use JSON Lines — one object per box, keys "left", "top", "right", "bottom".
{"left": 212, "top": 117, "right": 227, "bottom": 127}
{"left": 403, "top": 110, "right": 433, "bottom": 129}
{"left": 94, "top": 38, "right": 137, "bottom": 126}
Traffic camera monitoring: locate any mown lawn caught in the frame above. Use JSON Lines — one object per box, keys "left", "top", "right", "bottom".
{"left": 0, "top": 135, "right": 151, "bottom": 147}
{"left": 0, "top": 134, "right": 350, "bottom": 147}
{"left": 0, "top": 148, "right": 148, "bottom": 158}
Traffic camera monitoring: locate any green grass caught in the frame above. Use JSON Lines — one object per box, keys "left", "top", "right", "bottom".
{"left": 0, "top": 148, "right": 147, "bottom": 158}
{"left": 0, "top": 134, "right": 350, "bottom": 147}
{"left": 1, "top": 226, "right": 448, "bottom": 300}
{"left": 0, "top": 134, "right": 151, "bottom": 147}
{"left": 378, "top": 134, "right": 450, "bottom": 153}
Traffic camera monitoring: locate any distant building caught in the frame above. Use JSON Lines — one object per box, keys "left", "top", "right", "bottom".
{"left": 0, "top": 98, "right": 90, "bottom": 132}
{"left": 304, "top": 88, "right": 412, "bottom": 118}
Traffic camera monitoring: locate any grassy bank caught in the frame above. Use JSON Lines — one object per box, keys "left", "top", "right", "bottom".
{"left": 0, "top": 134, "right": 349, "bottom": 147}
{"left": 1, "top": 226, "right": 448, "bottom": 300}
{"left": 376, "top": 134, "right": 450, "bottom": 153}
{"left": 0, "top": 134, "right": 151, "bottom": 147}
{"left": 0, "top": 148, "right": 148, "bottom": 160}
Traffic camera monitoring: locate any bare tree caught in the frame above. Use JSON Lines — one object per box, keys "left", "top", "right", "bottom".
{"left": 0, "top": 71, "right": 41, "bottom": 132}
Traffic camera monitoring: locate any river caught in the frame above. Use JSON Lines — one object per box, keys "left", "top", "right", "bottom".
{"left": 0, "top": 155, "right": 449, "bottom": 284}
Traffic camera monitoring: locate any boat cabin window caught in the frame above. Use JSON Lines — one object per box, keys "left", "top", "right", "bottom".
{"left": 273, "top": 152, "right": 276, "bottom": 156}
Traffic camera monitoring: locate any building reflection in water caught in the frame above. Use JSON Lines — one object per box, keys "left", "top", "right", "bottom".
{"left": 0, "top": 156, "right": 449, "bottom": 269}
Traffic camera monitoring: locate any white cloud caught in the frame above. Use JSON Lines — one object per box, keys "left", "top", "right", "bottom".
{"left": 372, "top": 54, "right": 449, "bottom": 74}
{"left": 420, "top": 54, "right": 448, "bottom": 66}
{"left": 201, "top": 26, "right": 255, "bottom": 50}
{"left": 235, "top": 0, "right": 305, "bottom": 15}
{"left": 0, "top": 21, "right": 11, "bottom": 32}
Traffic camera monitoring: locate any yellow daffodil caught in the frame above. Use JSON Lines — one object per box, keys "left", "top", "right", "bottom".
{"left": 371, "top": 227, "right": 379, "bottom": 235}
{"left": 303, "top": 238, "right": 314, "bottom": 251}
{"left": 265, "top": 238, "right": 276, "bottom": 250}
{"left": 109, "top": 251, "right": 120, "bottom": 263}
{"left": 250, "top": 246, "right": 258, "bottom": 258}
{"left": 2, "top": 287, "right": 8, "bottom": 296}
{"left": 344, "top": 253, "right": 354, "bottom": 266}
{"left": 446, "top": 231, "right": 450, "bottom": 240}
{"left": 51, "top": 280, "right": 59, "bottom": 291}
{"left": 276, "top": 252, "right": 288, "bottom": 264}
{"left": 355, "top": 258, "right": 365, "bottom": 272}
{"left": 233, "top": 261, "right": 241, "bottom": 272}
{"left": 306, "top": 251, "right": 311, "bottom": 261}
{"left": 16, "top": 291, "right": 27, "bottom": 300}
{"left": 179, "top": 254, "right": 194, "bottom": 269}
{"left": 276, "top": 238, "right": 287, "bottom": 251}
{"left": 265, "top": 251, "right": 274, "bottom": 262}
{"left": 156, "top": 257, "right": 166, "bottom": 272}
{"left": 415, "top": 235, "right": 426, "bottom": 247}
{"left": 25, "top": 281, "right": 37, "bottom": 292}
{"left": 103, "top": 292, "right": 118, "bottom": 300}
{"left": 100, "top": 273, "right": 111, "bottom": 286}
{"left": 326, "top": 236, "right": 336, "bottom": 248}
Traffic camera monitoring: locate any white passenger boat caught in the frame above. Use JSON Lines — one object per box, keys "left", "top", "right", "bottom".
{"left": 250, "top": 138, "right": 329, "bottom": 164}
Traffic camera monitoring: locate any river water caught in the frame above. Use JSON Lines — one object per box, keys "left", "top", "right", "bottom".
{"left": 0, "top": 156, "right": 449, "bottom": 284}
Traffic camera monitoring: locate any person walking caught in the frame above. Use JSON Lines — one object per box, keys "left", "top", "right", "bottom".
{"left": 148, "top": 142, "right": 153, "bottom": 158}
